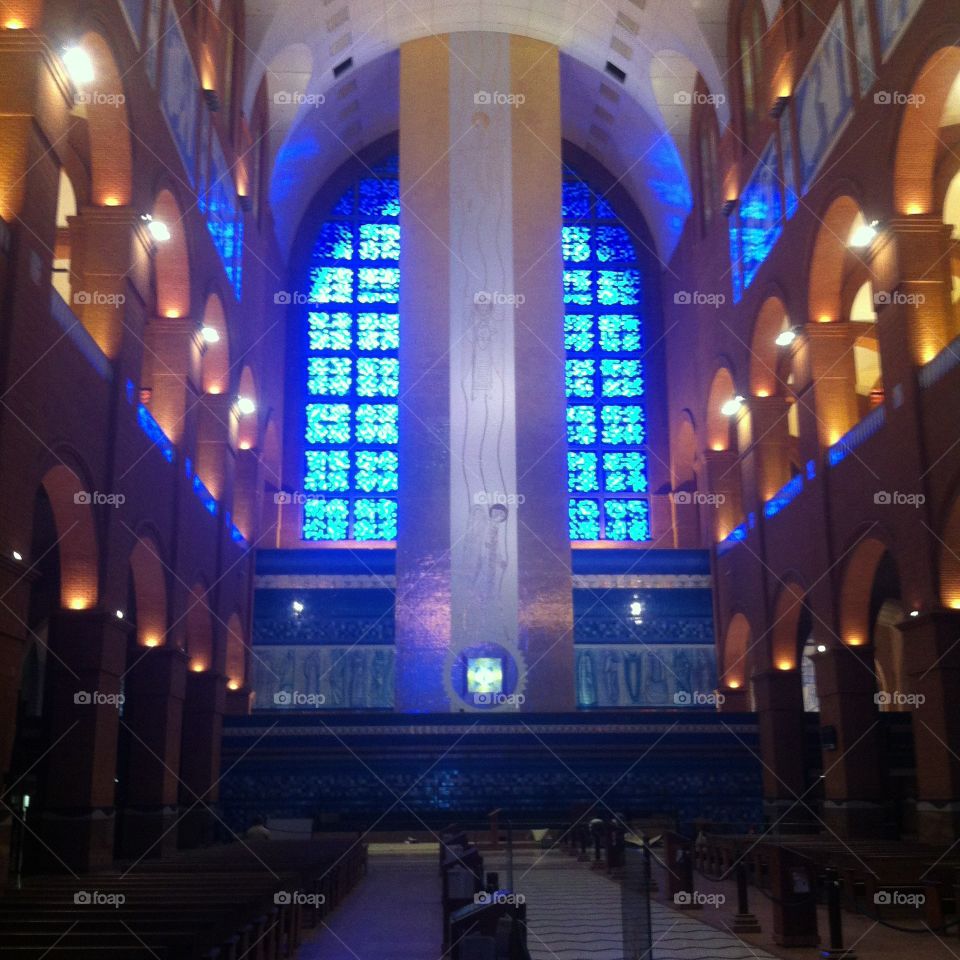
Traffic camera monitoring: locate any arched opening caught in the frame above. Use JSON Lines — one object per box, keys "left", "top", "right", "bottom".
{"left": 941, "top": 170, "right": 960, "bottom": 317}
{"left": 39, "top": 465, "right": 99, "bottom": 610}
{"left": 893, "top": 47, "right": 960, "bottom": 216}
{"left": 236, "top": 366, "right": 258, "bottom": 451}
{"left": 78, "top": 32, "right": 133, "bottom": 206}
{"left": 225, "top": 613, "right": 246, "bottom": 691}
{"left": 152, "top": 189, "right": 190, "bottom": 320}
{"left": 749, "top": 296, "right": 790, "bottom": 399}
{"left": 704, "top": 367, "right": 744, "bottom": 539}
{"left": 51, "top": 169, "right": 78, "bottom": 306}
{"left": 849, "top": 280, "right": 882, "bottom": 404}
{"left": 139, "top": 191, "right": 192, "bottom": 444}
{"left": 200, "top": 293, "right": 230, "bottom": 395}
{"left": 722, "top": 612, "right": 752, "bottom": 690}
{"left": 806, "top": 197, "right": 875, "bottom": 443}
{"left": 128, "top": 536, "right": 168, "bottom": 648}
{"left": 185, "top": 582, "right": 214, "bottom": 673}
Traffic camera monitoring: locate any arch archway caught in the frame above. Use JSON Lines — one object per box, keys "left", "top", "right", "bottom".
{"left": 705, "top": 367, "right": 739, "bottom": 452}
{"left": 749, "top": 296, "right": 790, "bottom": 398}
{"left": 51, "top": 169, "right": 78, "bottom": 306}
{"left": 225, "top": 613, "right": 246, "bottom": 690}
{"left": 78, "top": 32, "right": 133, "bottom": 207}
{"left": 236, "top": 366, "right": 258, "bottom": 451}
{"left": 39, "top": 465, "right": 99, "bottom": 610}
{"left": 152, "top": 189, "right": 191, "bottom": 319}
{"left": 185, "top": 582, "right": 214, "bottom": 672}
{"left": 200, "top": 293, "right": 230, "bottom": 395}
{"left": 128, "top": 536, "right": 168, "bottom": 647}
{"left": 722, "top": 612, "right": 752, "bottom": 689}
{"left": 893, "top": 47, "right": 960, "bottom": 216}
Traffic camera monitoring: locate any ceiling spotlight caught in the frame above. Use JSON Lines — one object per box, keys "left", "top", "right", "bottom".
{"left": 292, "top": 600, "right": 304, "bottom": 614}
{"left": 849, "top": 220, "right": 879, "bottom": 248}
{"left": 115, "top": 609, "right": 124, "bottom": 619}
{"left": 200, "top": 326, "right": 221, "bottom": 344}
{"left": 909, "top": 609, "right": 919, "bottom": 618}
{"left": 236, "top": 395, "right": 256, "bottom": 415}
{"left": 63, "top": 45, "right": 95, "bottom": 86}
{"left": 720, "top": 395, "right": 744, "bottom": 417}
{"left": 775, "top": 328, "right": 796, "bottom": 347}
{"left": 816, "top": 644, "right": 827, "bottom": 653}
{"left": 12, "top": 550, "right": 22, "bottom": 561}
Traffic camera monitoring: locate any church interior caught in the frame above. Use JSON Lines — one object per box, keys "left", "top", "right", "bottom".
{"left": 1, "top": 0, "right": 960, "bottom": 956}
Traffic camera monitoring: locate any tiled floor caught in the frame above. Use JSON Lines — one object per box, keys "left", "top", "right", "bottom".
{"left": 500, "top": 849, "right": 780, "bottom": 960}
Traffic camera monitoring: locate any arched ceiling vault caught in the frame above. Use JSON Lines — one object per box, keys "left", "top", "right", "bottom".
{"left": 248, "top": 0, "right": 739, "bottom": 263}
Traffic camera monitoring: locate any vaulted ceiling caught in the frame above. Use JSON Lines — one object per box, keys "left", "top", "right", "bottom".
{"left": 242, "top": 0, "right": 775, "bottom": 263}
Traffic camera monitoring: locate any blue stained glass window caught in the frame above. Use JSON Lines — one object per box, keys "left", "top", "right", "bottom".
{"left": 564, "top": 315, "right": 594, "bottom": 352}
{"left": 598, "top": 315, "right": 642, "bottom": 353}
{"left": 594, "top": 226, "right": 634, "bottom": 262}
{"left": 604, "top": 499, "right": 650, "bottom": 541}
{"left": 305, "top": 450, "right": 350, "bottom": 492}
{"left": 302, "top": 156, "right": 399, "bottom": 541}
{"left": 358, "top": 223, "right": 400, "bottom": 261}
{"left": 565, "top": 359, "right": 595, "bottom": 398}
{"left": 568, "top": 452, "right": 599, "bottom": 492}
{"left": 307, "top": 357, "right": 352, "bottom": 396}
{"left": 600, "top": 359, "right": 644, "bottom": 398}
{"left": 569, "top": 499, "right": 601, "bottom": 540}
{"left": 563, "top": 270, "right": 592, "bottom": 305}
{"left": 315, "top": 222, "right": 353, "bottom": 260}
{"left": 562, "top": 226, "right": 591, "bottom": 262}
{"left": 357, "top": 313, "right": 399, "bottom": 351}
{"left": 563, "top": 169, "right": 649, "bottom": 541}
{"left": 308, "top": 312, "right": 352, "bottom": 351}
{"left": 567, "top": 406, "right": 597, "bottom": 445}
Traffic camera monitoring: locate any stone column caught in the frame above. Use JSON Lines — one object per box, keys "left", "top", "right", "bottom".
{"left": 118, "top": 645, "right": 187, "bottom": 858}
{"left": 902, "top": 610, "right": 960, "bottom": 842}
{"left": 753, "top": 669, "right": 813, "bottom": 832}
{"left": 738, "top": 396, "right": 793, "bottom": 505}
{"left": 38, "top": 609, "right": 128, "bottom": 872}
{"left": 141, "top": 318, "right": 202, "bottom": 446}
{"left": 813, "top": 644, "right": 885, "bottom": 837}
{"left": 195, "top": 394, "right": 238, "bottom": 502}
{"left": 794, "top": 324, "right": 860, "bottom": 450}
{"left": 178, "top": 669, "right": 225, "bottom": 848}
{"left": 396, "top": 33, "right": 573, "bottom": 712}
{"left": 700, "top": 450, "right": 743, "bottom": 540}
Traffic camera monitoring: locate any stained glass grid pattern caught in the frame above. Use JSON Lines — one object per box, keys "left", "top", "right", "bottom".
{"left": 302, "top": 157, "right": 399, "bottom": 541}
{"left": 562, "top": 173, "right": 650, "bottom": 542}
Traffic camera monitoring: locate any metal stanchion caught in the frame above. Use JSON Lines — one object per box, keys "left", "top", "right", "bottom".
{"left": 732, "top": 859, "right": 762, "bottom": 933}
{"left": 821, "top": 867, "right": 857, "bottom": 960}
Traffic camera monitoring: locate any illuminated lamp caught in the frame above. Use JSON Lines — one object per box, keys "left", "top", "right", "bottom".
{"left": 849, "top": 220, "right": 879, "bottom": 248}
{"left": 62, "top": 45, "right": 95, "bottom": 86}
{"left": 775, "top": 328, "right": 796, "bottom": 347}
{"left": 227, "top": 679, "right": 240, "bottom": 691}
{"left": 201, "top": 326, "right": 220, "bottom": 343}
{"left": 720, "top": 395, "right": 744, "bottom": 417}
{"left": 236, "top": 395, "right": 256, "bottom": 415}
{"left": 12, "top": 550, "right": 22, "bottom": 561}
{"left": 141, "top": 214, "right": 171, "bottom": 242}
{"left": 727, "top": 680, "right": 741, "bottom": 689}
{"left": 467, "top": 657, "right": 503, "bottom": 695}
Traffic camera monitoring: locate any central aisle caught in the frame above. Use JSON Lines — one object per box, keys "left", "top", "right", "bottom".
{"left": 298, "top": 844, "right": 443, "bottom": 960}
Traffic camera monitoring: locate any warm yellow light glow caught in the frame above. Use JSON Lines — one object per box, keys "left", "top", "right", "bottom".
{"left": 227, "top": 680, "right": 240, "bottom": 691}
{"left": 756, "top": 389, "right": 769, "bottom": 398}
{"left": 208, "top": 386, "right": 222, "bottom": 395}
{"left": 239, "top": 441, "right": 251, "bottom": 450}
{"left": 103, "top": 196, "right": 120, "bottom": 207}
{"left": 69, "top": 596, "right": 90, "bottom": 610}
{"left": 905, "top": 203, "right": 925, "bottom": 216}
{"left": 143, "top": 636, "right": 160, "bottom": 647}
{"left": 847, "top": 635, "right": 864, "bottom": 646}
{"left": 818, "top": 314, "right": 833, "bottom": 324}
{"left": 711, "top": 443, "right": 725, "bottom": 452}
{"left": 828, "top": 431, "right": 841, "bottom": 445}
{"left": 949, "top": 598, "right": 960, "bottom": 610}
{"left": 191, "top": 661, "right": 206, "bottom": 672}
{"left": 5, "top": 18, "right": 26, "bottom": 29}
{"left": 777, "top": 660, "right": 794, "bottom": 671}
{"left": 727, "top": 680, "right": 741, "bottom": 689}
{"left": 165, "top": 309, "right": 181, "bottom": 318}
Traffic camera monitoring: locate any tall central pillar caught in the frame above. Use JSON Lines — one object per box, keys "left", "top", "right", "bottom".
{"left": 396, "top": 33, "right": 574, "bottom": 712}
